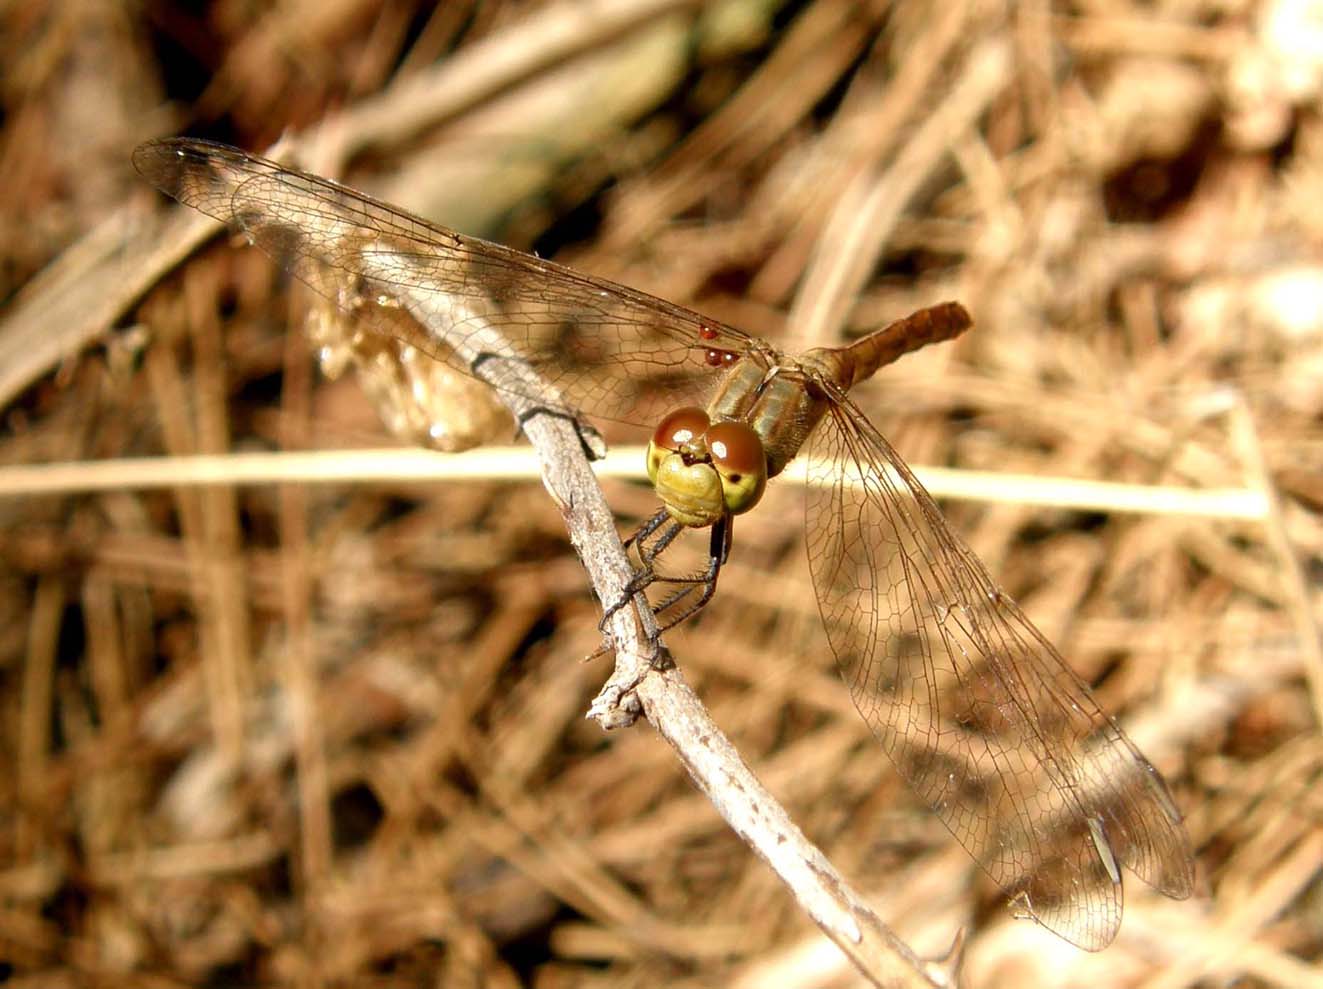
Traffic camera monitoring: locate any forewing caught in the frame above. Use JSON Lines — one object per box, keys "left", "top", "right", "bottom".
{"left": 133, "top": 138, "right": 759, "bottom": 427}
{"left": 804, "top": 394, "right": 1194, "bottom": 950}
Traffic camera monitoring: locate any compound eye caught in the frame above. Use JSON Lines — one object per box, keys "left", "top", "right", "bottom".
{"left": 706, "top": 420, "right": 767, "bottom": 514}
{"left": 652, "top": 407, "right": 710, "bottom": 452}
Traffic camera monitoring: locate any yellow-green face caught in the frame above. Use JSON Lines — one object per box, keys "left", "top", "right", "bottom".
{"left": 645, "top": 407, "right": 768, "bottom": 528}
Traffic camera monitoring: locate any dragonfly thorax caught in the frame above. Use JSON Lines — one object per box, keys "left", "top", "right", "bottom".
{"left": 646, "top": 407, "right": 767, "bottom": 528}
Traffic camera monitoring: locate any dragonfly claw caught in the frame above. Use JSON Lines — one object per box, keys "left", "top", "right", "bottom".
{"left": 512, "top": 405, "right": 607, "bottom": 461}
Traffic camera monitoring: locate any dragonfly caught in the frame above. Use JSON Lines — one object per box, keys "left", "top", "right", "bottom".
{"left": 133, "top": 138, "right": 1195, "bottom": 951}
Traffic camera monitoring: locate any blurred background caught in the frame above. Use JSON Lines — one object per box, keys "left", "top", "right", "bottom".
{"left": 2, "top": 0, "right": 1322, "bottom": 986}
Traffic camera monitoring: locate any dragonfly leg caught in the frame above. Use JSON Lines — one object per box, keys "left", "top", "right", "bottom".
{"left": 511, "top": 403, "right": 607, "bottom": 460}
{"left": 601, "top": 513, "right": 732, "bottom": 637}
{"left": 600, "top": 509, "right": 677, "bottom": 631}
{"left": 623, "top": 506, "right": 675, "bottom": 554}
{"left": 647, "top": 515, "right": 730, "bottom": 633}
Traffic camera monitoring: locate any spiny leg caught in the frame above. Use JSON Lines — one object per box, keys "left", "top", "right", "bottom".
{"left": 645, "top": 515, "right": 732, "bottom": 632}
{"left": 601, "top": 508, "right": 677, "bottom": 630}
{"left": 625, "top": 506, "right": 679, "bottom": 556}
{"left": 511, "top": 401, "right": 606, "bottom": 460}
{"left": 601, "top": 512, "right": 733, "bottom": 636}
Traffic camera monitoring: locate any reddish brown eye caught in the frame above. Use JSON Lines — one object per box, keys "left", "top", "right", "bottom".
{"left": 706, "top": 420, "right": 763, "bottom": 475}
{"left": 652, "top": 407, "right": 710, "bottom": 451}
{"left": 706, "top": 420, "right": 767, "bottom": 514}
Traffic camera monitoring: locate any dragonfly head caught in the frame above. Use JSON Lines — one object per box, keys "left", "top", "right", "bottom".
{"left": 646, "top": 407, "right": 767, "bottom": 528}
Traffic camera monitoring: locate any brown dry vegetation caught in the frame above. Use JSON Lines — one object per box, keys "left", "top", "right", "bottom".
{"left": 2, "top": 1, "right": 1322, "bottom": 986}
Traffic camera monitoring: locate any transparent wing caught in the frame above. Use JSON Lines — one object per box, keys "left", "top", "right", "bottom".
{"left": 804, "top": 393, "right": 1195, "bottom": 950}
{"left": 133, "top": 138, "right": 763, "bottom": 427}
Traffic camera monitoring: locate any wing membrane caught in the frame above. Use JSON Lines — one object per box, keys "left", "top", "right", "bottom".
{"left": 133, "top": 138, "right": 758, "bottom": 427}
{"left": 804, "top": 392, "right": 1194, "bottom": 950}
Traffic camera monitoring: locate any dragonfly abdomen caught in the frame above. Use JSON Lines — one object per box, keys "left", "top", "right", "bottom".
{"left": 808, "top": 301, "right": 973, "bottom": 392}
